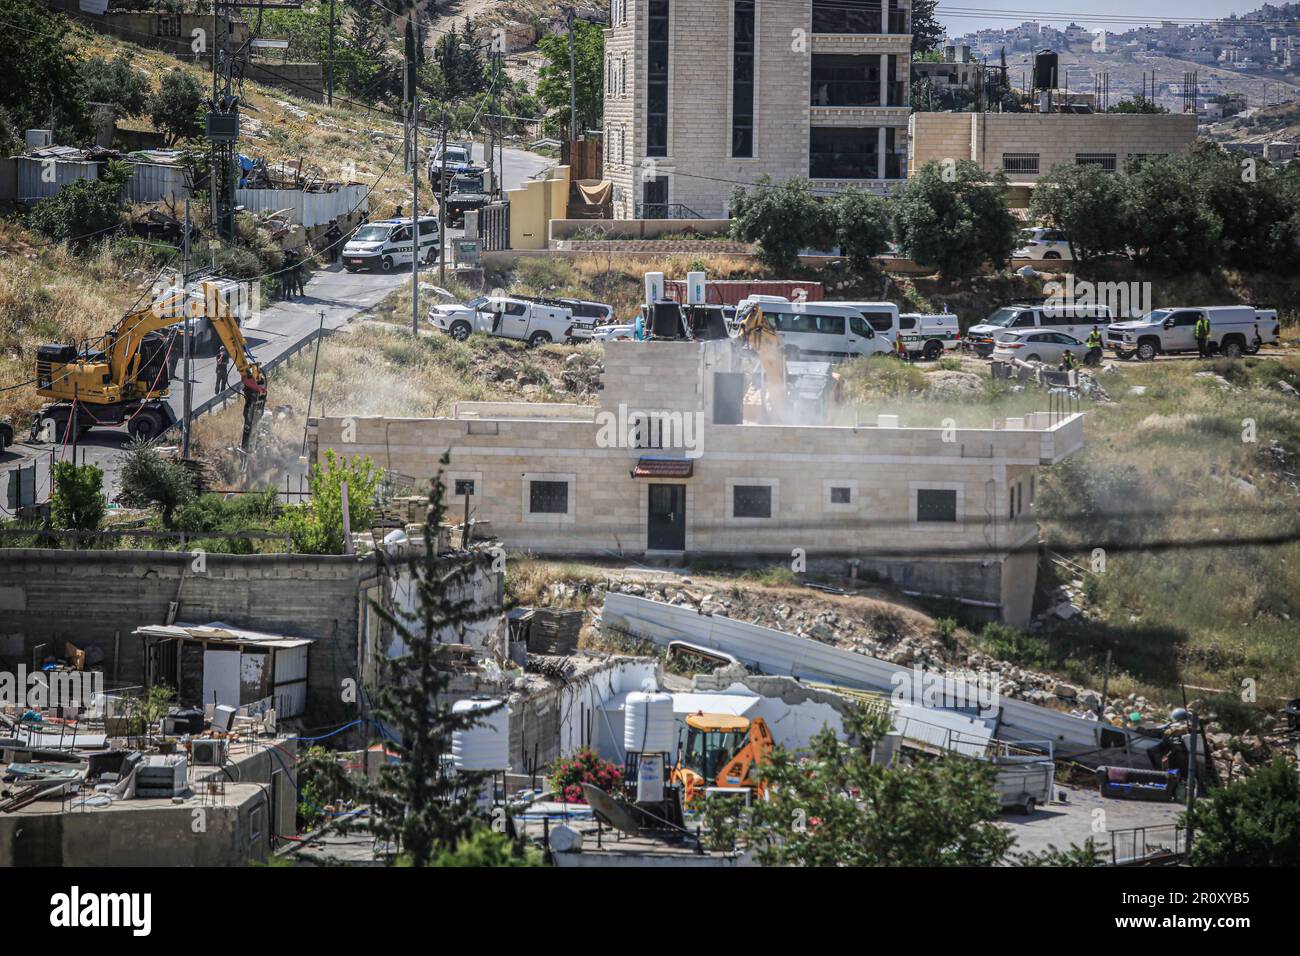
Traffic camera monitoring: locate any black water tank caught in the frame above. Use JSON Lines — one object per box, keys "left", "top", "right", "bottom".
{"left": 1034, "top": 50, "right": 1058, "bottom": 90}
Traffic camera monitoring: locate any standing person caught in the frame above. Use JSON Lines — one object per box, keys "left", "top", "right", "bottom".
{"left": 325, "top": 218, "right": 343, "bottom": 265}
{"left": 895, "top": 333, "right": 909, "bottom": 361}
{"left": 1085, "top": 325, "right": 1103, "bottom": 366}
{"left": 394, "top": 203, "right": 404, "bottom": 219}
{"left": 1251, "top": 322, "right": 1263, "bottom": 354}
{"left": 283, "top": 248, "right": 303, "bottom": 298}
{"left": 1059, "top": 350, "right": 1079, "bottom": 372}
{"left": 214, "top": 346, "right": 230, "bottom": 395}
{"left": 1195, "top": 312, "right": 1211, "bottom": 358}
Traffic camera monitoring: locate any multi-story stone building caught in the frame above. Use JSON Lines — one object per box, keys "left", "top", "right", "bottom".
{"left": 602, "top": 0, "right": 912, "bottom": 219}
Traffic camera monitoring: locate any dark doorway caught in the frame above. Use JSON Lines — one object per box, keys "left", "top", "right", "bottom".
{"left": 641, "top": 176, "right": 669, "bottom": 218}
{"left": 648, "top": 484, "right": 686, "bottom": 550}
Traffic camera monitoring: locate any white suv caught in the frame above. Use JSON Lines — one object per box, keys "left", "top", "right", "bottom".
{"left": 1105, "top": 306, "right": 1280, "bottom": 361}
{"left": 1013, "top": 227, "right": 1073, "bottom": 261}
{"left": 430, "top": 295, "right": 574, "bottom": 347}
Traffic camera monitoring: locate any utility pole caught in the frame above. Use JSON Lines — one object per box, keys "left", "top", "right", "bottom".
{"left": 568, "top": 7, "right": 577, "bottom": 142}
{"left": 181, "top": 200, "right": 192, "bottom": 459}
{"left": 439, "top": 125, "right": 447, "bottom": 287}
{"left": 326, "top": 0, "right": 336, "bottom": 106}
{"left": 410, "top": 9, "right": 420, "bottom": 337}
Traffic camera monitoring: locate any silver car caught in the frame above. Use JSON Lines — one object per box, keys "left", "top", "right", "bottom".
{"left": 991, "top": 328, "right": 1087, "bottom": 366}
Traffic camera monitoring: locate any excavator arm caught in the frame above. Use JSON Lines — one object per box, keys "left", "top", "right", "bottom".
{"left": 200, "top": 280, "right": 267, "bottom": 453}
{"left": 735, "top": 305, "right": 786, "bottom": 422}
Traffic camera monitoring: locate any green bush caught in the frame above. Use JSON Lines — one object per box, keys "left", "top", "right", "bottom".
{"left": 27, "top": 160, "right": 132, "bottom": 246}
{"left": 51, "top": 461, "right": 105, "bottom": 532}
{"left": 147, "top": 69, "right": 205, "bottom": 146}
{"left": 892, "top": 160, "right": 1017, "bottom": 279}
{"left": 277, "top": 451, "right": 381, "bottom": 554}
{"left": 729, "top": 176, "right": 826, "bottom": 270}
{"left": 118, "top": 439, "right": 197, "bottom": 527}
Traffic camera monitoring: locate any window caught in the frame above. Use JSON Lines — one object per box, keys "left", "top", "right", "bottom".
{"left": 1017, "top": 482, "right": 1023, "bottom": 516}
{"left": 916, "top": 489, "right": 957, "bottom": 522}
{"left": 810, "top": 127, "right": 878, "bottom": 179}
{"left": 899, "top": 315, "right": 916, "bottom": 330}
{"left": 454, "top": 478, "right": 475, "bottom": 497}
{"left": 811, "top": 54, "right": 881, "bottom": 107}
{"left": 849, "top": 316, "right": 873, "bottom": 338}
{"left": 647, "top": 0, "right": 669, "bottom": 157}
{"left": 529, "top": 481, "right": 568, "bottom": 514}
{"left": 733, "top": 0, "right": 755, "bottom": 157}
{"left": 862, "top": 311, "right": 894, "bottom": 332}
{"left": 1076, "top": 152, "right": 1117, "bottom": 172}
{"left": 733, "top": 485, "right": 772, "bottom": 518}
{"left": 812, "top": 0, "right": 883, "bottom": 33}
{"left": 620, "top": 55, "right": 627, "bottom": 95}
{"left": 830, "top": 486, "right": 852, "bottom": 504}
{"left": 1002, "top": 152, "right": 1040, "bottom": 175}
{"left": 1008, "top": 485, "right": 1015, "bottom": 518}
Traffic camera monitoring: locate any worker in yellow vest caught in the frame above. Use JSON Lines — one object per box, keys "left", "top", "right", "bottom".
{"left": 1195, "top": 314, "right": 1211, "bottom": 358}
{"left": 1085, "top": 326, "right": 1103, "bottom": 366}
{"left": 895, "top": 334, "right": 909, "bottom": 361}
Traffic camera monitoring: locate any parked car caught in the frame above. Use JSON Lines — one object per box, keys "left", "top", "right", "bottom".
{"left": 1013, "top": 226, "right": 1073, "bottom": 261}
{"left": 548, "top": 297, "right": 616, "bottom": 342}
{"left": 342, "top": 217, "right": 440, "bottom": 272}
{"left": 991, "top": 328, "right": 1088, "bottom": 365}
{"left": 898, "top": 312, "right": 961, "bottom": 360}
{"left": 429, "top": 295, "right": 574, "bottom": 347}
{"left": 590, "top": 323, "right": 636, "bottom": 342}
{"left": 966, "top": 303, "right": 1112, "bottom": 358}
{"left": 1105, "top": 305, "right": 1280, "bottom": 361}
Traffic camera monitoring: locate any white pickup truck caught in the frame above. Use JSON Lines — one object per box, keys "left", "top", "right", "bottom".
{"left": 429, "top": 295, "right": 575, "bottom": 347}
{"left": 1105, "top": 305, "right": 1280, "bottom": 360}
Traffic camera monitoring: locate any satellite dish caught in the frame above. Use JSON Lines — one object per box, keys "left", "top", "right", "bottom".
{"left": 582, "top": 783, "right": 642, "bottom": 837}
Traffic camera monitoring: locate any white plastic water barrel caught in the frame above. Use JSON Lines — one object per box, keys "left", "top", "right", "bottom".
{"left": 451, "top": 698, "right": 509, "bottom": 771}
{"left": 623, "top": 691, "right": 674, "bottom": 753}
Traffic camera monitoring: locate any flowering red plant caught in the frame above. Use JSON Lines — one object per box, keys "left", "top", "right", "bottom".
{"left": 548, "top": 748, "right": 623, "bottom": 803}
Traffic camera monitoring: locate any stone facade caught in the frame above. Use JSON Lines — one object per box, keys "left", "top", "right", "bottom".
{"left": 908, "top": 111, "right": 1200, "bottom": 182}
{"left": 603, "top": 0, "right": 912, "bottom": 219}
{"left": 309, "top": 341, "right": 1086, "bottom": 625}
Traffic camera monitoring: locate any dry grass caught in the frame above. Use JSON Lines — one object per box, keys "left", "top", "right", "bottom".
{"left": 191, "top": 319, "right": 601, "bottom": 486}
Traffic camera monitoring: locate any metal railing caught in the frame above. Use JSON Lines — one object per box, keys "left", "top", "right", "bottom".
{"left": 635, "top": 202, "right": 703, "bottom": 220}
{"left": 1107, "top": 824, "right": 1186, "bottom": 865}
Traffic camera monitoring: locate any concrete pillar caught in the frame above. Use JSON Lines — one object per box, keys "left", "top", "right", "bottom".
{"left": 877, "top": 128, "right": 886, "bottom": 180}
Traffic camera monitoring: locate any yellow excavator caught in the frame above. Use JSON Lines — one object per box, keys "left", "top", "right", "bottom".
{"left": 33, "top": 280, "right": 267, "bottom": 451}
{"left": 671, "top": 712, "right": 774, "bottom": 803}
{"left": 734, "top": 304, "right": 787, "bottom": 422}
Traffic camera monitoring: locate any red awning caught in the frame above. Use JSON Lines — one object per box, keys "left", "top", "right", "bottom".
{"left": 631, "top": 457, "right": 693, "bottom": 479}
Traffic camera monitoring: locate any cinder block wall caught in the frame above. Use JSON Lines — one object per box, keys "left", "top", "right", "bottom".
{"left": 0, "top": 550, "right": 369, "bottom": 725}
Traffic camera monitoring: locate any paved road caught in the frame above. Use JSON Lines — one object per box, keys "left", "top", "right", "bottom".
{"left": 0, "top": 145, "right": 552, "bottom": 506}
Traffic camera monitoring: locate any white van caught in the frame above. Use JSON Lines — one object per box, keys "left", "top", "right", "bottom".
{"left": 899, "top": 313, "right": 961, "bottom": 360}
{"left": 735, "top": 298, "right": 893, "bottom": 360}
{"left": 342, "top": 216, "right": 441, "bottom": 273}
{"left": 966, "top": 302, "right": 1113, "bottom": 358}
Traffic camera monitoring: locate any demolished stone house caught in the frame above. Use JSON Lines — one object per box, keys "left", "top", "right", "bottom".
{"left": 308, "top": 340, "right": 1086, "bottom": 626}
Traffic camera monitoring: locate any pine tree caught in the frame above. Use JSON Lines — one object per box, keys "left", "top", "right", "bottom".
{"left": 351, "top": 454, "right": 505, "bottom": 866}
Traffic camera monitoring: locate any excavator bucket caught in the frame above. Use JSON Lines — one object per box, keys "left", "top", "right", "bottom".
{"left": 238, "top": 368, "right": 269, "bottom": 454}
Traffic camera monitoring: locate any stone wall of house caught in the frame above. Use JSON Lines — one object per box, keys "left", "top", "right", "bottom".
{"left": 909, "top": 111, "right": 1200, "bottom": 179}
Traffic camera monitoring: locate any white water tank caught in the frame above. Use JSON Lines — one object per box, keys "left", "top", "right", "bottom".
{"left": 645, "top": 271, "right": 665, "bottom": 308}
{"left": 686, "top": 271, "right": 706, "bottom": 305}
{"left": 623, "top": 691, "right": 674, "bottom": 753}
{"left": 451, "top": 698, "right": 509, "bottom": 771}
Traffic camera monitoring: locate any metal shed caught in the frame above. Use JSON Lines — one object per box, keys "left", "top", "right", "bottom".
{"left": 234, "top": 184, "right": 368, "bottom": 227}
{"left": 15, "top": 157, "right": 98, "bottom": 202}
{"left": 124, "top": 162, "right": 190, "bottom": 204}
{"left": 135, "top": 622, "right": 313, "bottom": 718}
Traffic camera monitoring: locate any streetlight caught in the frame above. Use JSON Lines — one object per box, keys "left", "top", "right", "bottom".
{"left": 1171, "top": 706, "right": 1199, "bottom": 854}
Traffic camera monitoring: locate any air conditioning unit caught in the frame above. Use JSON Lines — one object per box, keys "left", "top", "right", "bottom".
{"left": 191, "top": 738, "right": 228, "bottom": 767}
{"left": 135, "top": 754, "right": 188, "bottom": 798}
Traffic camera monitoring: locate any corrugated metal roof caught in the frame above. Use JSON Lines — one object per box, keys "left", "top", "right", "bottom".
{"left": 134, "top": 621, "right": 314, "bottom": 649}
